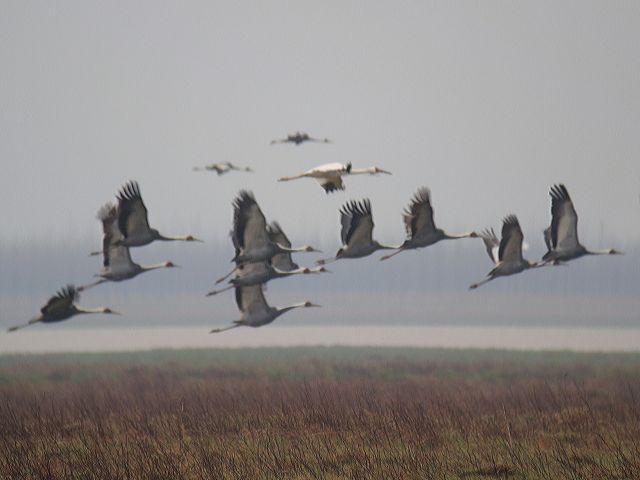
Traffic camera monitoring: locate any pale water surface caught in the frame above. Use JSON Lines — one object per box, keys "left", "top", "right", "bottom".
{"left": 2, "top": 326, "right": 640, "bottom": 354}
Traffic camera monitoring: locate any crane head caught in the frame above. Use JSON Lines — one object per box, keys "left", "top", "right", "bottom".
{"left": 303, "top": 301, "right": 321, "bottom": 308}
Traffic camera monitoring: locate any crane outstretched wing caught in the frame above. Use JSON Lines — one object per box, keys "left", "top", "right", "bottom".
{"left": 549, "top": 184, "right": 579, "bottom": 251}
{"left": 340, "top": 199, "right": 374, "bottom": 247}
{"left": 478, "top": 228, "right": 500, "bottom": 264}
{"left": 268, "top": 222, "right": 299, "bottom": 271}
{"left": 117, "top": 181, "right": 152, "bottom": 239}
{"left": 41, "top": 285, "right": 77, "bottom": 317}
{"left": 232, "top": 191, "right": 270, "bottom": 251}
{"left": 403, "top": 187, "right": 436, "bottom": 239}
{"left": 498, "top": 215, "right": 524, "bottom": 263}
{"left": 235, "top": 285, "right": 270, "bottom": 314}
{"left": 97, "top": 203, "right": 134, "bottom": 269}
{"left": 318, "top": 177, "right": 344, "bottom": 193}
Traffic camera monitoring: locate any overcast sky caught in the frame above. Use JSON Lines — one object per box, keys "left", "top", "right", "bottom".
{"left": 1, "top": 2, "right": 638, "bottom": 331}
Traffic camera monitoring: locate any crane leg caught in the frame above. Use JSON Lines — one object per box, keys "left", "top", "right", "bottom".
{"left": 210, "top": 324, "right": 240, "bottom": 334}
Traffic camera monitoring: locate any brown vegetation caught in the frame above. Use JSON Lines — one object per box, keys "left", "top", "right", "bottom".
{"left": 1, "top": 347, "right": 639, "bottom": 479}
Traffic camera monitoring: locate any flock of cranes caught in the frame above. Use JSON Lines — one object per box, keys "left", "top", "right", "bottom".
{"left": 6, "top": 131, "right": 622, "bottom": 333}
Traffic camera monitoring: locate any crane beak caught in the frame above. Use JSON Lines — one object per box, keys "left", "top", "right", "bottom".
{"left": 377, "top": 168, "right": 392, "bottom": 175}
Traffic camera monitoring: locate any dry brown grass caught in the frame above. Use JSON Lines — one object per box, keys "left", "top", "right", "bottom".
{"left": 0, "top": 347, "right": 639, "bottom": 479}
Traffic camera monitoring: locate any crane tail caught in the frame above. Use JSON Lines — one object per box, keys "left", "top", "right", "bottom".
{"left": 210, "top": 324, "right": 241, "bottom": 334}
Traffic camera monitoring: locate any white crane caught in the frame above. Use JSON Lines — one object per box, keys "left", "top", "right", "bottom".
{"left": 380, "top": 188, "right": 478, "bottom": 261}
{"left": 229, "top": 190, "right": 319, "bottom": 265}
{"left": 278, "top": 162, "right": 392, "bottom": 193}
{"left": 210, "top": 285, "right": 320, "bottom": 333}
{"left": 192, "top": 162, "right": 253, "bottom": 175}
{"left": 317, "top": 199, "right": 396, "bottom": 265}
{"left": 469, "top": 215, "right": 546, "bottom": 289}
{"left": 270, "top": 131, "right": 331, "bottom": 145}
{"left": 80, "top": 204, "right": 179, "bottom": 291}
{"left": 207, "top": 222, "right": 328, "bottom": 296}
{"left": 115, "top": 181, "right": 203, "bottom": 247}
{"left": 542, "top": 184, "right": 622, "bottom": 263}
{"left": 7, "top": 285, "right": 119, "bottom": 332}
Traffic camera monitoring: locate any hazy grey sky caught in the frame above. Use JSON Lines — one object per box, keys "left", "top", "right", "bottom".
{"left": 1, "top": 2, "right": 639, "bottom": 330}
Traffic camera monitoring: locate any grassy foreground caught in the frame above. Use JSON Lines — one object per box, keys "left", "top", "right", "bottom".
{"left": 1, "top": 347, "right": 639, "bottom": 479}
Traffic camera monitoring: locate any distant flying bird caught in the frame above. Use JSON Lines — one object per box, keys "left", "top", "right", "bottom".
{"left": 542, "top": 184, "right": 622, "bottom": 263}
{"left": 116, "top": 181, "right": 203, "bottom": 247}
{"left": 193, "top": 162, "right": 253, "bottom": 175}
{"left": 380, "top": 188, "right": 478, "bottom": 261}
{"left": 270, "top": 131, "right": 331, "bottom": 145}
{"left": 278, "top": 162, "right": 392, "bottom": 193}
{"left": 230, "top": 191, "right": 319, "bottom": 265}
{"left": 317, "top": 199, "right": 395, "bottom": 265}
{"left": 210, "top": 285, "right": 320, "bottom": 333}
{"left": 7, "top": 285, "right": 118, "bottom": 332}
{"left": 469, "top": 215, "right": 545, "bottom": 289}
{"left": 80, "top": 204, "right": 179, "bottom": 291}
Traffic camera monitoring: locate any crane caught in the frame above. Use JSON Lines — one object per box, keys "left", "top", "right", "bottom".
{"left": 7, "top": 285, "right": 118, "bottom": 332}
{"left": 205, "top": 262, "right": 328, "bottom": 296}
{"left": 469, "top": 215, "right": 545, "bottom": 289}
{"left": 210, "top": 284, "right": 320, "bottom": 333}
{"left": 380, "top": 187, "right": 478, "bottom": 261}
{"left": 192, "top": 162, "right": 253, "bottom": 175}
{"left": 208, "top": 221, "right": 328, "bottom": 296}
{"left": 229, "top": 190, "right": 319, "bottom": 265}
{"left": 270, "top": 131, "right": 331, "bottom": 145}
{"left": 317, "top": 199, "right": 396, "bottom": 265}
{"left": 278, "top": 162, "right": 392, "bottom": 193}
{"left": 115, "top": 181, "right": 203, "bottom": 247}
{"left": 542, "top": 184, "right": 622, "bottom": 263}
{"left": 80, "top": 203, "right": 179, "bottom": 291}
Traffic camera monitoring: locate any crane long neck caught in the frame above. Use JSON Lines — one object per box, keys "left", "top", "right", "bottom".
{"left": 75, "top": 306, "right": 107, "bottom": 315}
{"left": 141, "top": 263, "right": 169, "bottom": 272}
{"left": 158, "top": 234, "right": 189, "bottom": 241}
{"left": 347, "top": 168, "right": 375, "bottom": 175}
{"left": 443, "top": 231, "right": 475, "bottom": 240}
{"left": 276, "top": 303, "right": 307, "bottom": 316}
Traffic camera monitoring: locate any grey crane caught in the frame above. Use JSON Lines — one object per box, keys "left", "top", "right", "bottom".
{"left": 80, "top": 203, "right": 179, "bottom": 291}
{"left": 115, "top": 181, "right": 202, "bottom": 247}
{"left": 381, "top": 187, "right": 477, "bottom": 261}
{"left": 469, "top": 215, "right": 546, "bottom": 289}
{"left": 7, "top": 285, "right": 118, "bottom": 332}
{"left": 542, "top": 184, "right": 621, "bottom": 263}
{"left": 317, "top": 199, "right": 396, "bottom": 265}
{"left": 230, "top": 191, "right": 319, "bottom": 265}
{"left": 210, "top": 284, "right": 320, "bottom": 333}
{"left": 208, "top": 222, "right": 328, "bottom": 296}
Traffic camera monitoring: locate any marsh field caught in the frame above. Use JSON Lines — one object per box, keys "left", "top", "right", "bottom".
{"left": 1, "top": 347, "right": 640, "bottom": 479}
